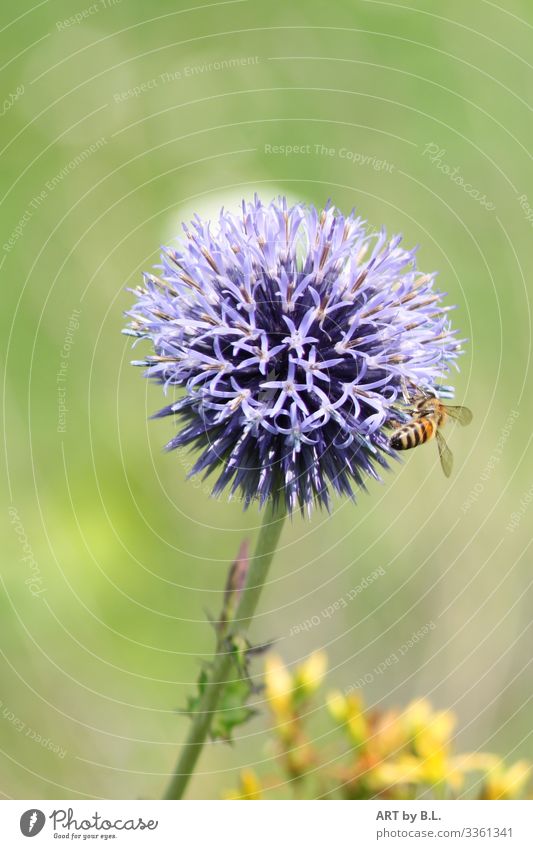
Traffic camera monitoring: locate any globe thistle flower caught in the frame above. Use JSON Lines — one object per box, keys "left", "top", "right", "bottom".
{"left": 124, "top": 196, "right": 463, "bottom": 512}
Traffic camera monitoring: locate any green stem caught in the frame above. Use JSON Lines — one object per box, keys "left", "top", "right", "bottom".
{"left": 163, "top": 498, "right": 287, "bottom": 800}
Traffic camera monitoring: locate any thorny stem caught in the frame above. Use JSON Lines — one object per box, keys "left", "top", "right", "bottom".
{"left": 163, "top": 499, "right": 287, "bottom": 800}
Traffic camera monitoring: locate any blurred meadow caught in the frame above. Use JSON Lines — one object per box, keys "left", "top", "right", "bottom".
{"left": 1, "top": 0, "right": 532, "bottom": 799}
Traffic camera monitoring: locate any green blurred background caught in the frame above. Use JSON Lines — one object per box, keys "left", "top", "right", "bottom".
{"left": 1, "top": 0, "right": 532, "bottom": 799}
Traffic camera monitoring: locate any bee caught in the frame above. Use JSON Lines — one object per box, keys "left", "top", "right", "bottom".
{"left": 389, "top": 393, "right": 472, "bottom": 477}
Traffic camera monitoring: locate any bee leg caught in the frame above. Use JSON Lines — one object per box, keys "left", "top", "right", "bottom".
{"left": 400, "top": 376, "right": 413, "bottom": 404}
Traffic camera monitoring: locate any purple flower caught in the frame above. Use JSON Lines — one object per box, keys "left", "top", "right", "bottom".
{"left": 124, "top": 196, "right": 463, "bottom": 512}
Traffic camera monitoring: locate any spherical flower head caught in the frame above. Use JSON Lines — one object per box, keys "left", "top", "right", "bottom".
{"left": 124, "top": 196, "right": 464, "bottom": 513}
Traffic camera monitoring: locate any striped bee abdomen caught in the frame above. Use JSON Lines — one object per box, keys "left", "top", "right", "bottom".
{"left": 390, "top": 417, "right": 437, "bottom": 451}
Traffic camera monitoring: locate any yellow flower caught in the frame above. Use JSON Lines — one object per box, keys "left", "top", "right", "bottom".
{"left": 421, "top": 751, "right": 464, "bottom": 792}
{"left": 372, "top": 709, "right": 407, "bottom": 758}
{"left": 294, "top": 651, "right": 327, "bottom": 697}
{"left": 264, "top": 655, "right": 293, "bottom": 717}
{"left": 226, "top": 652, "right": 533, "bottom": 801}
{"left": 327, "top": 690, "right": 368, "bottom": 746}
{"left": 452, "top": 752, "right": 499, "bottom": 774}
{"left": 423, "top": 710, "right": 455, "bottom": 749}
{"left": 402, "top": 698, "right": 433, "bottom": 732}
{"left": 403, "top": 700, "right": 456, "bottom": 758}
{"left": 224, "top": 769, "right": 263, "bottom": 800}
{"left": 482, "top": 761, "right": 531, "bottom": 800}
{"left": 369, "top": 754, "right": 423, "bottom": 789}
{"left": 394, "top": 700, "right": 460, "bottom": 789}
{"left": 369, "top": 751, "right": 464, "bottom": 794}
{"left": 403, "top": 699, "right": 455, "bottom": 745}
{"left": 327, "top": 690, "right": 349, "bottom": 723}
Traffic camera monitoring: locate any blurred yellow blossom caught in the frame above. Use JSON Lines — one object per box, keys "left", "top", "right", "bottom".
{"left": 326, "top": 690, "right": 348, "bottom": 723}
{"left": 327, "top": 690, "right": 368, "bottom": 747}
{"left": 264, "top": 655, "right": 293, "bottom": 718}
{"left": 369, "top": 754, "right": 423, "bottom": 789}
{"left": 482, "top": 761, "right": 531, "bottom": 800}
{"left": 224, "top": 769, "right": 263, "bottom": 800}
{"left": 225, "top": 652, "right": 532, "bottom": 801}
{"left": 263, "top": 653, "right": 320, "bottom": 777}
{"left": 294, "top": 651, "right": 327, "bottom": 697}
{"left": 403, "top": 699, "right": 456, "bottom": 758}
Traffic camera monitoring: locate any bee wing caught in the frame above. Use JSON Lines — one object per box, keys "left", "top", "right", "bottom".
{"left": 436, "top": 430, "right": 453, "bottom": 478}
{"left": 446, "top": 405, "right": 473, "bottom": 426}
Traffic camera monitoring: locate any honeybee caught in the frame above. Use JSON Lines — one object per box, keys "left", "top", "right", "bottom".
{"left": 389, "top": 392, "right": 472, "bottom": 477}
